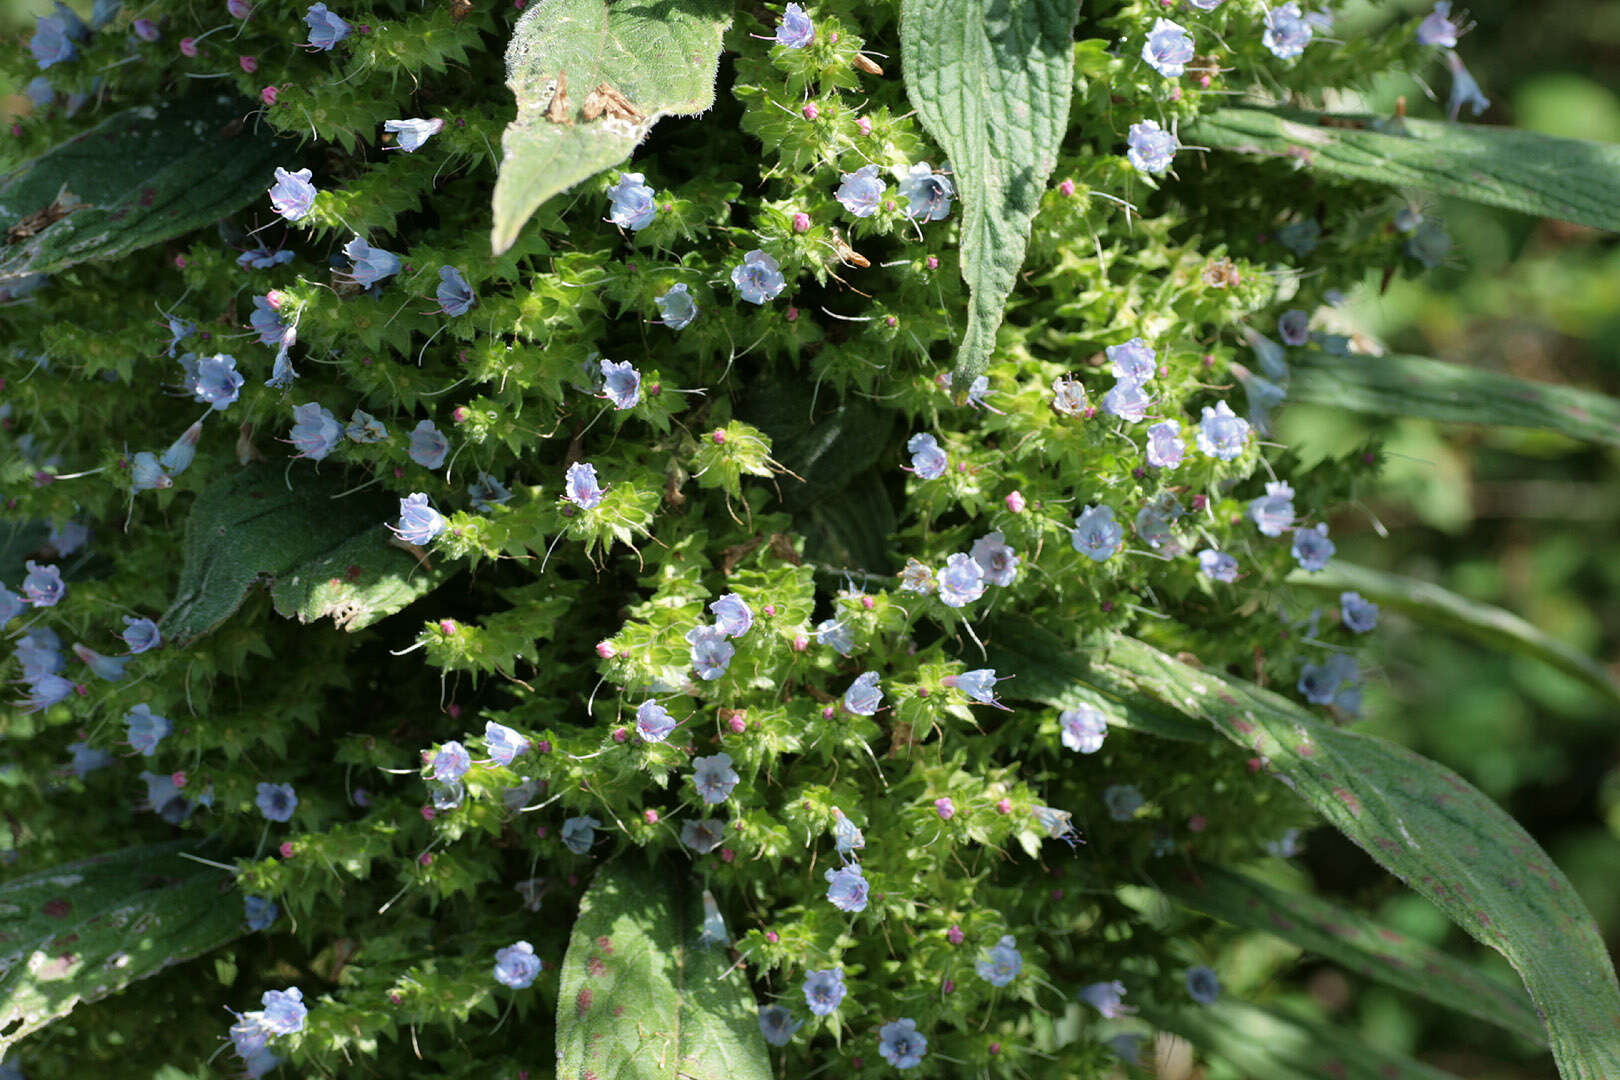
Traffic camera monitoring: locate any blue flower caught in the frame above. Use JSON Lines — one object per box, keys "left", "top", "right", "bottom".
{"left": 468, "top": 473, "right": 511, "bottom": 512}
{"left": 346, "top": 410, "right": 388, "bottom": 443}
{"left": 1107, "top": 338, "right": 1157, "bottom": 382}
{"left": 952, "top": 668, "right": 1001, "bottom": 705}
{"left": 72, "top": 643, "right": 126, "bottom": 682}
{"left": 158, "top": 422, "right": 202, "bottom": 480}
{"left": 937, "top": 552, "right": 986, "bottom": 608}
{"left": 835, "top": 164, "right": 886, "bottom": 218}
{"left": 1102, "top": 379, "right": 1150, "bottom": 422}
{"left": 250, "top": 295, "right": 288, "bottom": 348}
{"left": 1104, "top": 784, "right": 1144, "bottom": 821}
{"left": 45, "top": 521, "right": 90, "bottom": 557}
{"left": 802, "top": 968, "right": 846, "bottom": 1016}
{"left": 1186, "top": 0, "right": 1224, "bottom": 9}
{"left": 898, "top": 558, "right": 937, "bottom": 594}
{"left": 758, "top": 1004, "right": 802, "bottom": 1047}
{"left": 1277, "top": 309, "right": 1310, "bottom": 347}
{"left": 408, "top": 419, "right": 449, "bottom": 469}
{"left": 1134, "top": 495, "right": 1183, "bottom": 552}
{"left": 1340, "top": 591, "right": 1379, "bottom": 633}
{"left": 831, "top": 807, "right": 865, "bottom": 859}
{"left": 976, "top": 934, "right": 1023, "bottom": 987}
{"left": 702, "top": 594, "right": 752, "bottom": 640}
{"left": 814, "top": 618, "right": 855, "bottom": 656}
{"left": 1277, "top": 219, "right": 1321, "bottom": 255}
{"left": 436, "top": 265, "right": 475, "bottom": 316}
{"left": 494, "top": 941, "right": 542, "bottom": 988}
{"left": 237, "top": 247, "right": 295, "bottom": 270}
{"left": 25, "top": 76, "right": 54, "bottom": 106}
{"left": 1079, "top": 980, "right": 1134, "bottom": 1018}
{"left": 22, "top": 673, "right": 76, "bottom": 713}
{"left": 877, "top": 1018, "right": 927, "bottom": 1069}
{"left": 692, "top": 752, "right": 740, "bottom": 804}
{"left": 730, "top": 249, "right": 786, "bottom": 304}
{"left": 1060, "top": 704, "right": 1107, "bottom": 753}
{"left": 257, "top": 987, "right": 307, "bottom": 1035}
{"left": 268, "top": 167, "right": 317, "bottom": 221}
{"left": 1298, "top": 654, "right": 1356, "bottom": 705}
{"left": 21, "top": 560, "right": 65, "bottom": 607}
{"left": 17, "top": 628, "right": 63, "bottom": 678}
{"left": 5, "top": 583, "right": 33, "bottom": 625}
{"left": 655, "top": 282, "right": 698, "bottom": 329}
{"left": 1291, "top": 522, "right": 1335, "bottom": 571}
{"left": 686, "top": 624, "right": 735, "bottom": 680}
{"left": 484, "top": 721, "right": 529, "bottom": 766}
{"left": 244, "top": 895, "right": 279, "bottom": 932}
{"left": 680, "top": 818, "right": 725, "bottom": 853}
{"left": 1051, "top": 376, "right": 1089, "bottom": 416}
{"left": 1107, "top": 1033, "right": 1145, "bottom": 1065}
{"left": 970, "top": 531, "right": 1019, "bottom": 586}
{"left": 824, "top": 863, "right": 869, "bottom": 912}
{"left": 1196, "top": 401, "right": 1250, "bottom": 460}
{"left": 905, "top": 433, "right": 947, "bottom": 479}
{"left": 1405, "top": 218, "right": 1453, "bottom": 267}
{"left": 1142, "top": 18, "right": 1194, "bottom": 77}
{"left": 1071, "top": 505, "right": 1122, "bottom": 562}
{"left": 1197, "top": 549, "right": 1239, "bottom": 583}
{"left": 30, "top": 4, "right": 87, "bottom": 70}
{"left": 342, "top": 235, "right": 401, "bottom": 288}
{"left": 1186, "top": 965, "right": 1221, "bottom": 1004}
{"left": 256, "top": 782, "right": 298, "bottom": 822}
{"left": 384, "top": 117, "right": 443, "bottom": 152}
{"left": 1267, "top": 827, "right": 1304, "bottom": 858}
{"left": 635, "top": 700, "right": 677, "bottom": 742}
{"left": 1146, "top": 419, "right": 1185, "bottom": 469}
{"left": 430, "top": 779, "right": 465, "bottom": 811}
{"left": 1444, "top": 50, "right": 1489, "bottom": 120}
{"left": 186, "top": 353, "right": 244, "bottom": 411}
{"left": 125, "top": 704, "right": 170, "bottom": 755}
{"left": 141, "top": 770, "right": 203, "bottom": 823}
{"left": 699, "top": 888, "right": 729, "bottom": 945}
{"left": 1417, "top": 1, "right": 1459, "bottom": 47}
{"left": 606, "top": 172, "right": 656, "bottom": 230}
{"left": 843, "top": 671, "right": 883, "bottom": 716}
{"left": 432, "top": 741, "right": 471, "bottom": 781}
{"left": 68, "top": 740, "right": 112, "bottom": 777}
{"left": 303, "top": 3, "right": 349, "bottom": 50}
{"left": 561, "top": 815, "right": 600, "bottom": 854}
{"left": 391, "top": 493, "right": 447, "bottom": 546}
{"left": 1126, "top": 119, "right": 1179, "bottom": 175}
{"left": 161, "top": 315, "right": 195, "bottom": 358}
{"left": 289, "top": 402, "right": 342, "bottom": 461}
{"left": 598, "top": 358, "right": 641, "bottom": 410}
{"left": 1262, "top": 3, "right": 1313, "bottom": 59}
{"left": 565, "top": 462, "right": 604, "bottom": 509}
{"left": 897, "top": 162, "right": 954, "bottom": 222}
{"left": 775, "top": 2, "right": 813, "bottom": 48}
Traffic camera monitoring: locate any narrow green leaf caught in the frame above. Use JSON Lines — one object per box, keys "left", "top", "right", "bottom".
{"left": 1162, "top": 862, "right": 1545, "bottom": 1046}
{"left": 1090, "top": 635, "right": 1620, "bottom": 1080}
{"left": 490, "top": 0, "right": 732, "bottom": 255}
{"left": 556, "top": 858, "right": 770, "bottom": 1080}
{"left": 0, "top": 843, "right": 243, "bottom": 1056}
{"left": 0, "top": 95, "right": 281, "bottom": 283}
{"left": 1138, "top": 997, "right": 1461, "bottom": 1080}
{"left": 900, "top": 0, "right": 1078, "bottom": 387}
{"left": 1287, "top": 350, "right": 1620, "bottom": 448}
{"left": 160, "top": 462, "right": 447, "bottom": 646}
{"left": 1189, "top": 106, "right": 1620, "bottom": 233}
{"left": 1286, "top": 561, "right": 1620, "bottom": 707}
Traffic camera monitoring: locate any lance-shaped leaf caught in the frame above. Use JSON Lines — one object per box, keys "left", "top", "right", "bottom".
{"left": 1089, "top": 635, "right": 1620, "bottom": 1080}
{"left": 1138, "top": 997, "right": 1462, "bottom": 1080}
{"left": 490, "top": 0, "right": 733, "bottom": 255}
{"left": 1286, "top": 561, "right": 1620, "bottom": 708}
{"left": 1161, "top": 862, "right": 1545, "bottom": 1046}
{"left": 1287, "top": 350, "right": 1620, "bottom": 449}
{"left": 160, "top": 462, "right": 446, "bottom": 645}
{"left": 0, "top": 94, "right": 281, "bottom": 283}
{"left": 900, "top": 0, "right": 1078, "bottom": 388}
{"left": 0, "top": 843, "right": 243, "bottom": 1056}
{"left": 556, "top": 858, "right": 770, "bottom": 1080}
{"left": 1189, "top": 106, "right": 1620, "bottom": 233}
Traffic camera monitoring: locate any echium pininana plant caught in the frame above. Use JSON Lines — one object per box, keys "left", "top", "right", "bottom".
{"left": 4, "top": 1, "right": 1620, "bottom": 1078}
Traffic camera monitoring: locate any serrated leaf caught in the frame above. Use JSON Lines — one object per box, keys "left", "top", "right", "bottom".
{"left": 1286, "top": 561, "right": 1620, "bottom": 707}
{"left": 1190, "top": 107, "right": 1620, "bottom": 232}
{"left": 1089, "top": 635, "right": 1620, "bottom": 1080}
{"left": 0, "top": 843, "right": 243, "bottom": 1056}
{"left": 0, "top": 95, "right": 281, "bottom": 283}
{"left": 1287, "top": 350, "right": 1620, "bottom": 448}
{"left": 556, "top": 858, "right": 770, "bottom": 1080}
{"left": 160, "top": 463, "right": 447, "bottom": 646}
{"left": 1161, "top": 862, "right": 1545, "bottom": 1046}
{"left": 1138, "top": 997, "right": 1461, "bottom": 1080}
{"left": 900, "top": 0, "right": 1078, "bottom": 387}
{"left": 490, "top": 0, "right": 732, "bottom": 255}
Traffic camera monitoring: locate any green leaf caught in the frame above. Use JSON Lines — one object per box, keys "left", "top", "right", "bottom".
{"left": 799, "top": 478, "right": 896, "bottom": 573}
{"left": 1138, "top": 997, "right": 1461, "bottom": 1080}
{"left": 1286, "top": 561, "right": 1620, "bottom": 708}
{"left": 1089, "top": 635, "right": 1620, "bottom": 1080}
{"left": 490, "top": 0, "right": 733, "bottom": 255}
{"left": 899, "top": 0, "right": 1078, "bottom": 387}
{"left": 0, "top": 843, "right": 244, "bottom": 1056}
{"left": 1189, "top": 106, "right": 1620, "bottom": 233}
{"left": 1161, "top": 862, "right": 1545, "bottom": 1046}
{"left": 556, "top": 858, "right": 770, "bottom": 1080}
{"left": 0, "top": 95, "right": 281, "bottom": 283}
{"left": 1287, "top": 350, "right": 1620, "bottom": 449}
{"left": 160, "top": 462, "right": 447, "bottom": 646}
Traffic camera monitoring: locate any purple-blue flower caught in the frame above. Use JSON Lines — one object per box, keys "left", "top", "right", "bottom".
{"left": 1142, "top": 18, "right": 1194, "bottom": 77}
{"left": 237, "top": 247, "right": 295, "bottom": 270}
{"left": 1079, "top": 980, "right": 1134, "bottom": 1019}
{"left": 30, "top": 3, "right": 86, "bottom": 70}
{"left": 686, "top": 624, "right": 735, "bottom": 680}
{"left": 69, "top": 741, "right": 112, "bottom": 777}
{"left": 681, "top": 818, "right": 725, "bottom": 853}
{"left": 607, "top": 172, "right": 656, "bottom": 230}
{"left": 346, "top": 410, "right": 388, "bottom": 443}
{"left": 699, "top": 888, "right": 729, "bottom": 945}
{"left": 1126, "top": 119, "right": 1179, "bottom": 175}
{"left": 385, "top": 117, "right": 443, "bottom": 152}
{"left": 186, "top": 353, "right": 244, "bottom": 411}
{"left": 953, "top": 667, "right": 1003, "bottom": 706}
{"left": 843, "top": 671, "right": 883, "bottom": 716}
{"left": 72, "top": 643, "right": 126, "bottom": 682}
{"left": 1340, "top": 591, "right": 1379, "bottom": 633}
{"left": 802, "top": 968, "right": 846, "bottom": 1016}
{"left": 1105, "top": 784, "right": 1144, "bottom": 821}
{"left": 1186, "top": 965, "right": 1221, "bottom": 1004}
{"left": 906, "top": 433, "right": 947, "bottom": 479}
{"left": 635, "top": 700, "right": 677, "bottom": 742}
{"left": 1277, "top": 309, "right": 1310, "bottom": 347}
{"left": 775, "top": 2, "right": 813, "bottom": 48}
{"left": 1291, "top": 522, "right": 1335, "bottom": 571}
{"left": 1060, "top": 704, "right": 1107, "bottom": 753}
{"left": 250, "top": 295, "right": 288, "bottom": 348}
{"left": 1102, "top": 379, "right": 1150, "bottom": 422}
{"left": 831, "top": 807, "right": 864, "bottom": 859}
{"left": 877, "top": 1018, "right": 927, "bottom": 1069}
{"left": 21, "top": 673, "right": 76, "bottom": 713}
{"left": 565, "top": 462, "right": 604, "bottom": 509}
{"left": 815, "top": 618, "right": 855, "bottom": 656}
{"left": 600, "top": 358, "right": 641, "bottom": 410}
{"left": 258, "top": 987, "right": 307, "bottom": 1035}
{"left": 836, "top": 164, "right": 886, "bottom": 218}
{"left": 1108, "top": 338, "right": 1157, "bottom": 382}
{"left": 1051, "top": 376, "right": 1089, "bottom": 416}
{"left": 289, "top": 402, "right": 342, "bottom": 460}
{"left": 1417, "top": 1, "right": 1459, "bottom": 47}
{"left": 468, "top": 473, "right": 511, "bottom": 512}
{"left": 484, "top": 721, "right": 529, "bottom": 766}
{"left": 1248, "top": 481, "right": 1295, "bottom": 537}
{"left": 655, "top": 283, "right": 698, "bottom": 329}
{"left": 1135, "top": 495, "right": 1183, "bottom": 552}
{"left": 561, "top": 815, "right": 599, "bottom": 854}
{"left": 1071, "top": 505, "right": 1122, "bottom": 562}
{"left": 244, "top": 895, "right": 279, "bottom": 932}
{"left": 1299, "top": 654, "right": 1350, "bottom": 705}
{"left": 436, "top": 265, "right": 475, "bottom": 316}
{"left": 1197, "top": 549, "right": 1239, "bottom": 583}
{"left": 22, "top": 560, "right": 65, "bottom": 607}
{"left": 824, "top": 863, "right": 869, "bottom": 912}
{"left": 341, "top": 235, "right": 400, "bottom": 288}
{"left": 408, "top": 419, "right": 449, "bottom": 469}
{"left": 937, "top": 552, "right": 986, "bottom": 608}
{"left": 1197, "top": 401, "right": 1250, "bottom": 460}
{"left": 1262, "top": 3, "right": 1313, "bottom": 59}
{"left": 1444, "top": 50, "right": 1490, "bottom": 120}
{"left": 268, "top": 167, "right": 317, "bottom": 221}
{"left": 432, "top": 740, "right": 470, "bottom": 781}
{"left": 303, "top": 3, "right": 349, "bottom": 50}
{"left": 970, "top": 531, "right": 1019, "bottom": 587}
{"left": 976, "top": 935, "right": 1022, "bottom": 987}
{"left": 391, "top": 493, "right": 446, "bottom": 546}
{"left": 730, "top": 249, "right": 786, "bottom": 304}
{"left": 1145, "top": 419, "right": 1185, "bottom": 469}
{"left": 0, "top": 584, "right": 23, "bottom": 626}
{"left": 256, "top": 782, "right": 297, "bottom": 822}
{"left": 17, "top": 628, "right": 62, "bottom": 679}
{"left": 758, "top": 1004, "right": 802, "bottom": 1047}
{"left": 494, "top": 941, "right": 542, "bottom": 988}
{"left": 692, "top": 752, "right": 739, "bottom": 804}
{"left": 125, "top": 704, "right": 170, "bottom": 755}
{"left": 710, "top": 593, "right": 753, "bottom": 637}
{"left": 897, "top": 162, "right": 954, "bottom": 221}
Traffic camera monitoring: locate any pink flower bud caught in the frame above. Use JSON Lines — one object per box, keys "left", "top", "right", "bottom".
{"left": 1199, "top": 73, "right": 1212, "bottom": 88}
{"left": 595, "top": 641, "right": 616, "bottom": 659}
{"left": 821, "top": 705, "right": 835, "bottom": 720}
{"left": 419, "top": 853, "right": 433, "bottom": 866}
{"left": 762, "top": 604, "right": 777, "bottom": 617}
{"left": 802, "top": 102, "right": 819, "bottom": 121}
{"left": 785, "top": 306, "right": 799, "bottom": 322}
{"left": 179, "top": 36, "right": 199, "bottom": 56}
{"left": 728, "top": 714, "right": 746, "bottom": 734}
{"left": 1188, "top": 814, "right": 1207, "bottom": 832}
{"left": 934, "top": 797, "right": 955, "bottom": 820}
{"left": 452, "top": 406, "right": 470, "bottom": 423}
{"left": 884, "top": 315, "right": 897, "bottom": 328}
{"left": 942, "top": 978, "right": 955, "bottom": 993}
{"left": 765, "top": 930, "right": 779, "bottom": 944}
{"left": 791, "top": 212, "right": 810, "bottom": 233}
{"left": 447, "top": 703, "right": 461, "bottom": 719}
{"left": 536, "top": 739, "right": 552, "bottom": 754}
{"left": 989, "top": 1043, "right": 1001, "bottom": 1055}
{"left": 421, "top": 806, "right": 436, "bottom": 820}
{"left": 720, "top": 848, "right": 735, "bottom": 863}
{"left": 612, "top": 727, "right": 628, "bottom": 743}
{"left": 174, "top": 255, "right": 188, "bottom": 269}
{"left": 792, "top": 634, "right": 809, "bottom": 652}
{"left": 1005, "top": 490, "right": 1026, "bottom": 513}
{"left": 240, "top": 55, "right": 258, "bottom": 72}
{"left": 439, "top": 619, "right": 457, "bottom": 634}
{"left": 711, "top": 428, "right": 726, "bottom": 445}
{"left": 132, "top": 18, "right": 160, "bottom": 40}
{"left": 1059, "top": 178, "right": 1075, "bottom": 197}
{"left": 996, "top": 798, "right": 1012, "bottom": 814}
{"left": 278, "top": 842, "right": 295, "bottom": 858}
{"left": 227, "top": 0, "right": 252, "bottom": 16}
{"left": 947, "top": 925, "right": 964, "bottom": 945}
{"left": 860, "top": 595, "right": 875, "bottom": 610}
{"left": 856, "top": 116, "right": 872, "bottom": 136}
{"left": 171, "top": 771, "right": 187, "bottom": 788}
{"left": 644, "top": 808, "right": 659, "bottom": 824}
{"left": 925, "top": 255, "right": 939, "bottom": 270}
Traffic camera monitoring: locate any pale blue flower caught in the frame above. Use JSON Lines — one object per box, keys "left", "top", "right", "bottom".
{"left": 1186, "top": 965, "right": 1221, "bottom": 1004}
{"left": 561, "top": 815, "right": 599, "bottom": 854}
{"left": 1291, "top": 522, "right": 1335, "bottom": 571}
{"left": 692, "top": 752, "right": 739, "bottom": 804}
{"left": 1277, "top": 310, "right": 1310, "bottom": 347}
{"left": 1262, "top": 3, "right": 1313, "bottom": 59}
{"left": 565, "top": 462, "right": 604, "bottom": 509}
{"left": 432, "top": 740, "right": 471, "bottom": 782}
{"left": 1298, "top": 654, "right": 1350, "bottom": 705}
{"left": 468, "top": 473, "right": 511, "bottom": 511}
{"left": 843, "top": 671, "right": 883, "bottom": 716}
{"left": 681, "top": 818, "right": 725, "bottom": 853}
{"left": 125, "top": 704, "right": 170, "bottom": 756}
{"left": 878, "top": 1018, "right": 927, "bottom": 1068}
{"left": 1142, "top": 18, "right": 1194, "bottom": 77}
{"left": 341, "top": 235, "right": 400, "bottom": 287}
{"left": 1104, "top": 784, "right": 1144, "bottom": 821}
{"left": 46, "top": 521, "right": 90, "bottom": 556}
{"left": 436, "top": 265, "right": 475, "bottom": 316}
{"left": 1340, "top": 591, "right": 1379, "bottom": 633}
{"left": 484, "top": 721, "right": 529, "bottom": 766}
{"left": 1079, "top": 980, "right": 1134, "bottom": 1019}
{"left": 430, "top": 778, "right": 465, "bottom": 811}
{"left": 25, "top": 76, "right": 54, "bottom": 106}
{"left": 835, "top": 164, "right": 886, "bottom": 218}
{"left": 408, "top": 419, "right": 449, "bottom": 468}
{"left": 1248, "top": 481, "right": 1295, "bottom": 536}
{"left": 258, "top": 987, "right": 306, "bottom": 1035}
{"left": 1146, "top": 419, "right": 1185, "bottom": 468}
{"left": 1071, "top": 505, "right": 1122, "bottom": 562}
{"left": 22, "top": 673, "right": 76, "bottom": 713}
{"left": 303, "top": 3, "right": 349, "bottom": 50}
{"left": 1108, "top": 338, "right": 1157, "bottom": 382}
{"left": 831, "top": 807, "right": 864, "bottom": 859}
{"left": 1060, "top": 704, "right": 1107, "bottom": 753}
{"left": 1198, "top": 549, "right": 1239, "bottom": 583}
{"left": 391, "top": 493, "right": 446, "bottom": 545}
{"left": 815, "top": 618, "right": 855, "bottom": 656}
{"left": 237, "top": 247, "right": 295, "bottom": 270}
{"left": 731, "top": 249, "right": 786, "bottom": 304}
{"left": 686, "top": 624, "right": 734, "bottom": 680}
{"left": 72, "top": 643, "right": 126, "bottom": 682}
{"left": 898, "top": 558, "right": 937, "bottom": 594}
{"left": 30, "top": 4, "right": 86, "bottom": 70}
{"left": 22, "top": 560, "right": 65, "bottom": 606}
{"left": 244, "top": 896, "right": 279, "bottom": 932}
{"left": 1267, "top": 827, "right": 1304, "bottom": 857}
{"left": 268, "top": 167, "right": 317, "bottom": 221}
{"left": 710, "top": 593, "right": 753, "bottom": 637}
{"left": 0, "top": 585, "right": 24, "bottom": 626}
{"left": 937, "top": 552, "right": 986, "bottom": 608}
{"left": 1135, "top": 495, "right": 1183, "bottom": 552}
{"left": 1406, "top": 219, "right": 1453, "bottom": 267}
{"left": 976, "top": 935, "right": 1022, "bottom": 987}
{"left": 1197, "top": 401, "right": 1250, "bottom": 459}
{"left": 600, "top": 358, "right": 641, "bottom": 409}
{"left": 1051, "top": 375, "right": 1089, "bottom": 416}
{"left": 494, "top": 941, "right": 542, "bottom": 988}
{"left": 346, "top": 410, "right": 388, "bottom": 443}
{"left": 250, "top": 295, "right": 289, "bottom": 347}
{"left": 385, "top": 117, "right": 443, "bottom": 152}
{"left": 256, "top": 782, "right": 297, "bottom": 822}
{"left": 636, "top": 700, "right": 677, "bottom": 742}
{"left": 906, "top": 432, "right": 947, "bottom": 479}
{"left": 758, "top": 1005, "right": 802, "bottom": 1047}
{"left": 69, "top": 741, "right": 113, "bottom": 777}
{"left": 655, "top": 282, "right": 698, "bottom": 329}
{"left": 897, "top": 162, "right": 954, "bottom": 221}
{"left": 187, "top": 353, "right": 244, "bottom": 411}
{"left": 1102, "top": 379, "right": 1150, "bottom": 422}
{"left": 160, "top": 422, "right": 202, "bottom": 478}
{"left": 1277, "top": 219, "right": 1321, "bottom": 256}
{"left": 1126, "top": 120, "right": 1179, "bottom": 175}
{"left": 162, "top": 315, "right": 195, "bottom": 357}
{"left": 1417, "top": 2, "right": 1459, "bottom": 47}
{"left": 802, "top": 968, "right": 846, "bottom": 1016}
{"left": 824, "top": 863, "right": 869, "bottom": 912}
{"left": 289, "top": 402, "right": 342, "bottom": 460}
{"left": 953, "top": 668, "right": 1001, "bottom": 705}
{"left": 1444, "top": 50, "right": 1489, "bottom": 120}
{"left": 775, "top": 2, "right": 813, "bottom": 48}
{"left": 607, "top": 172, "right": 656, "bottom": 230}
{"left": 970, "top": 531, "right": 1019, "bottom": 586}
{"left": 699, "top": 888, "right": 729, "bottom": 945}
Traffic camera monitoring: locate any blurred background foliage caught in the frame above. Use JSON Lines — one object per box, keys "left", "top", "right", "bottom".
{"left": 2, "top": 0, "right": 1617, "bottom": 1077}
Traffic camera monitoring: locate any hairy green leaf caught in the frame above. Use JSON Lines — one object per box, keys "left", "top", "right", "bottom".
{"left": 900, "top": 0, "right": 1078, "bottom": 387}
{"left": 556, "top": 859, "right": 770, "bottom": 1080}
{"left": 1091, "top": 635, "right": 1620, "bottom": 1080}
{"left": 1162, "top": 862, "right": 1544, "bottom": 1046}
{"left": 0, "top": 843, "right": 243, "bottom": 1056}
{"left": 0, "top": 95, "right": 280, "bottom": 283}
{"left": 1191, "top": 106, "right": 1620, "bottom": 232}
{"left": 490, "top": 0, "right": 732, "bottom": 255}
{"left": 1139, "top": 997, "right": 1461, "bottom": 1080}
{"left": 1287, "top": 561, "right": 1620, "bottom": 707}
{"left": 160, "top": 463, "right": 447, "bottom": 646}
{"left": 1287, "top": 350, "right": 1620, "bottom": 449}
